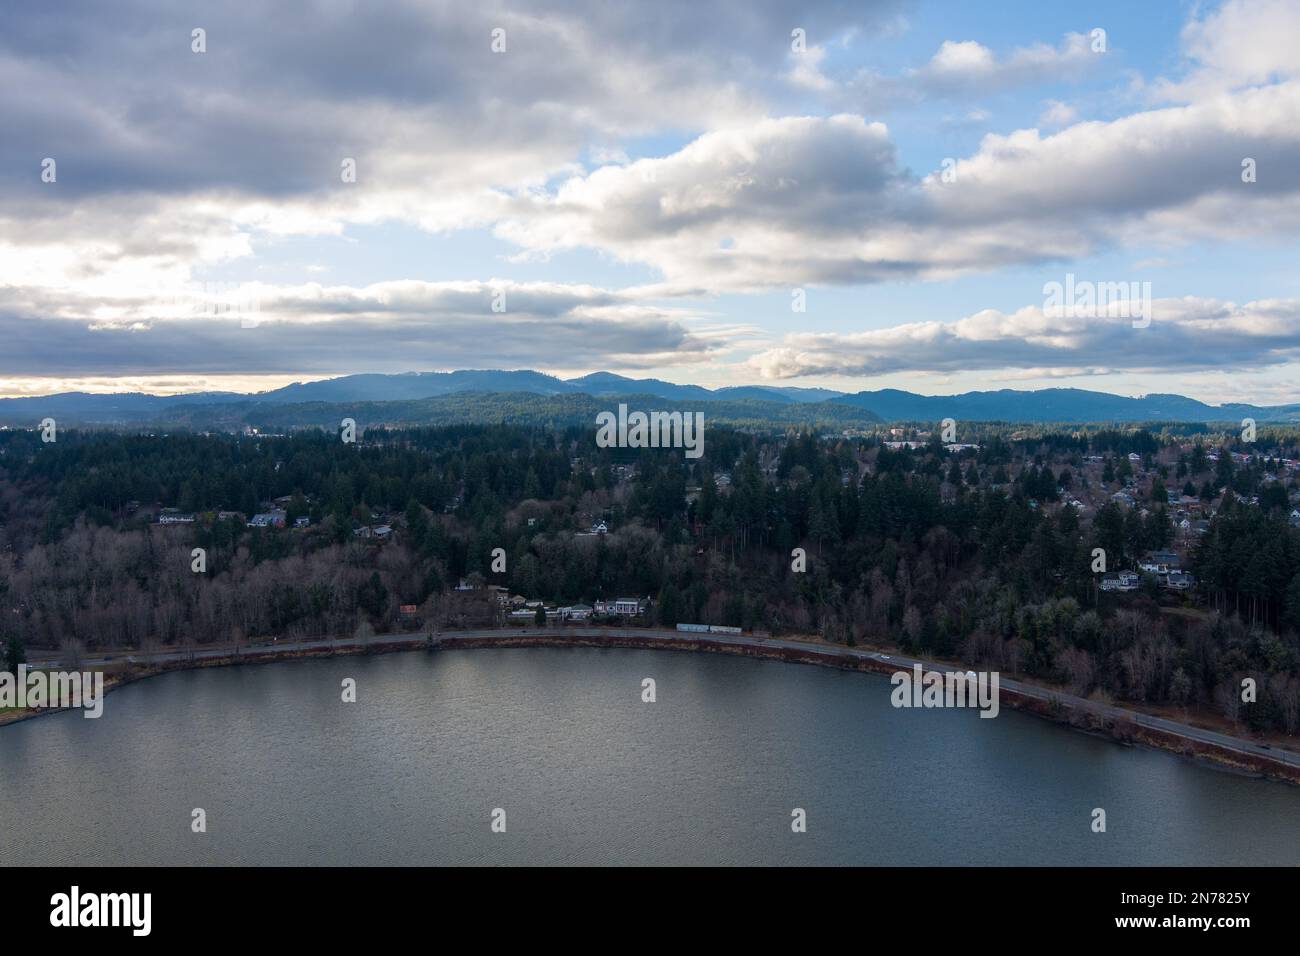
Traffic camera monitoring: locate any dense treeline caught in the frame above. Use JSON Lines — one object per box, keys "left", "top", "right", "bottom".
{"left": 0, "top": 424, "right": 1298, "bottom": 734}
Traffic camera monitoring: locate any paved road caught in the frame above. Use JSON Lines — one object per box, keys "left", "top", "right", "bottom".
{"left": 27, "top": 626, "right": 1300, "bottom": 769}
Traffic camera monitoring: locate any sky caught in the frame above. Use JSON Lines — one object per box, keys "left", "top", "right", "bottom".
{"left": 4, "top": 0, "right": 1300, "bottom": 403}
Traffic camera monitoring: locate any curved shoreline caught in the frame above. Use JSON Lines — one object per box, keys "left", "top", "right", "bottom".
{"left": 7, "top": 626, "right": 1300, "bottom": 785}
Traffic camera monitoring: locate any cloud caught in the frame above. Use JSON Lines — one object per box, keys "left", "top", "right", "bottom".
{"left": 749, "top": 296, "right": 1300, "bottom": 378}
{"left": 0, "top": 0, "right": 913, "bottom": 302}
{"left": 3, "top": 0, "right": 1300, "bottom": 393}
{"left": 0, "top": 280, "right": 721, "bottom": 377}
{"left": 1155, "top": 0, "right": 1300, "bottom": 102}
{"left": 1038, "top": 99, "right": 1078, "bottom": 126}
{"left": 838, "top": 31, "right": 1103, "bottom": 112}
{"left": 914, "top": 34, "right": 1098, "bottom": 94}
{"left": 493, "top": 80, "right": 1300, "bottom": 291}
{"left": 785, "top": 45, "right": 836, "bottom": 92}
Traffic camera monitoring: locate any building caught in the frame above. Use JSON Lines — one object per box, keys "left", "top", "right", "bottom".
{"left": 612, "top": 597, "right": 643, "bottom": 616}
{"left": 561, "top": 604, "right": 593, "bottom": 621}
{"left": 248, "top": 510, "right": 287, "bottom": 528}
{"left": 1100, "top": 571, "right": 1140, "bottom": 592}
{"left": 157, "top": 512, "right": 195, "bottom": 525}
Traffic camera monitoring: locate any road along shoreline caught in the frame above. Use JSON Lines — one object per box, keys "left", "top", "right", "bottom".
{"left": 5, "top": 627, "right": 1299, "bottom": 785}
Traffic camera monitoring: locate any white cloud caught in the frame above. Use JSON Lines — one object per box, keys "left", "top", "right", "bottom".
{"left": 492, "top": 80, "right": 1300, "bottom": 292}
{"left": 1038, "top": 99, "right": 1078, "bottom": 126}
{"left": 749, "top": 296, "right": 1300, "bottom": 379}
{"left": 914, "top": 33, "right": 1098, "bottom": 93}
{"left": 785, "top": 45, "right": 836, "bottom": 92}
{"left": 1156, "top": 0, "right": 1300, "bottom": 102}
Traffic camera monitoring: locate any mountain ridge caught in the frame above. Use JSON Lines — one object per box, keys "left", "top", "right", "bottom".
{"left": 1, "top": 370, "right": 1298, "bottom": 426}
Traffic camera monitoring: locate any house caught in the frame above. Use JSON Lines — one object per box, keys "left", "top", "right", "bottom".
{"left": 562, "top": 604, "right": 593, "bottom": 621}
{"left": 454, "top": 579, "right": 477, "bottom": 591}
{"left": 158, "top": 512, "right": 195, "bottom": 525}
{"left": 1150, "top": 551, "right": 1181, "bottom": 569}
{"left": 1165, "top": 570, "right": 1195, "bottom": 590}
{"left": 1100, "top": 571, "right": 1140, "bottom": 592}
{"left": 1111, "top": 491, "right": 1136, "bottom": 508}
{"left": 612, "top": 597, "right": 643, "bottom": 616}
{"left": 217, "top": 510, "right": 244, "bottom": 522}
{"left": 248, "top": 510, "right": 287, "bottom": 528}
{"left": 590, "top": 520, "right": 608, "bottom": 534}
{"left": 294, "top": 516, "right": 310, "bottom": 528}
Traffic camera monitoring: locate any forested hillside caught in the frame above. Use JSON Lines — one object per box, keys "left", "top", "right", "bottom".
{"left": 1, "top": 423, "right": 1298, "bottom": 733}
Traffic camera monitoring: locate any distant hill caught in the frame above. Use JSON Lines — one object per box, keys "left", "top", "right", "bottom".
{"left": 155, "top": 391, "right": 885, "bottom": 432}
{"left": 0, "top": 390, "right": 243, "bottom": 424}
{"left": 1, "top": 371, "right": 1298, "bottom": 427}
{"left": 254, "top": 370, "right": 575, "bottom": 404}
{"left": 831, "top": 387, "right": 1300, "bottom": 424}
{"left": 564, "top": 372, "right": 715, "bottom": 402}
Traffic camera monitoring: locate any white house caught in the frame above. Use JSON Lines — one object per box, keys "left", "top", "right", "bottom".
{"left": 1100, "top": 571, "right": 1140, "bottom": 592}
{"left": 613, "top": 597, "right": 643, "bottom": 616}
{"left": 594, "top": 598, "right": 643, "bottom": 616}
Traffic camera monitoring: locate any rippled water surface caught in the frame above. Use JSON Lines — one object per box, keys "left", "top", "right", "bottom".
{"left": 2, "top": 647, "right": 1297, "bottom": 865}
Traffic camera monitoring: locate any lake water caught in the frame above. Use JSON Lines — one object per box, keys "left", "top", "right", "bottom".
{"left": 1, "top": 647, "right": 1297, "bottom": 865}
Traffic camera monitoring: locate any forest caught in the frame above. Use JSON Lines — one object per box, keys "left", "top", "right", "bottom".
{"left": 1, "top": 421, "right": 1298, "bottom": 734}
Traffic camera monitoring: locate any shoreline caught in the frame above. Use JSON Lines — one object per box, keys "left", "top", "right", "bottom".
{"left": 6, "top": 627, "right": 1299, "bottom": 785}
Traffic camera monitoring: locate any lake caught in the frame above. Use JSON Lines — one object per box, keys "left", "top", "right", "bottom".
{"left": 1, "top": 647, "right": 1297, "bottom": 865}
